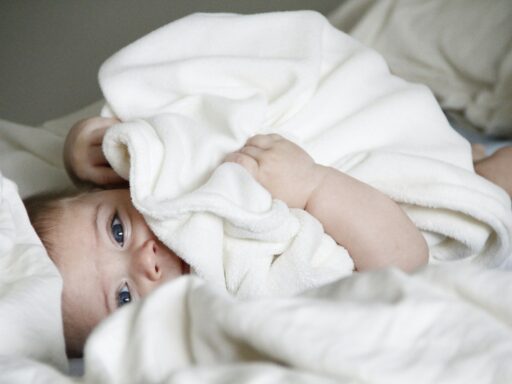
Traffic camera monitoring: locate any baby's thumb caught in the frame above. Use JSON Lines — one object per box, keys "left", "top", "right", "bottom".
{"left": 92, "top": 166, "right": 127, "bottom": 186}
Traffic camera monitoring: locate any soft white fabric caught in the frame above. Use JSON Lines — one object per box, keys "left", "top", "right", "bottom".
{"left": 41, "top": 100, "right": 105, "bottom": 138}
{"left": 0, "top": 119, "right": 72, "bottom": 198}
{"left": 0, "top": 100, "right": 104, "bottom": 199}
{"left": 0, "top": 356, "right": 74, "bottom": 384}
{"left": 100, "top": 11, "right": 512, "bottom": 299}
{"left": 328, "top": 0, "right": 512, "bottom": 137}
{"left": 83, "top": 264, "right": 512, "bottom": 384}
{"left": 0, "top": 173, "right": 68, "bottom": 376}
{"left": 0, "top": 10, "right": 512, "bottom": 384}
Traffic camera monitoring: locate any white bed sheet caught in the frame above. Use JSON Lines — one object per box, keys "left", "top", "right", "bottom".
{"left": 328, "top": 0, "right": 512, "bottom": 137}
{"left": 81, "top": 265, "right": 512, "bottom": 384}
{"left": 0, "top": 174, "right": 67, "bottom": 375}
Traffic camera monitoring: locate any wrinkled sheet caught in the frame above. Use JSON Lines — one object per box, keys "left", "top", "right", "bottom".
{"left": 101, "top": 11, "right": 512, "bottom": 300}
{"left": 3, "top": 260, "right": 512, "bottom": 383}
{"left": 328, "top": 0, "right": 512, "bottom": 136}
{"left": 0, "top": 174, "right": 68, "bottom": 378}
{"left": 0, "top": 119, "right": 71, "bottom": 198}
{"left": 0, "top": 99, "right": 104, "bottom": 199}
{"left": 82, "top": 264, "right": 512, "bottom": 384}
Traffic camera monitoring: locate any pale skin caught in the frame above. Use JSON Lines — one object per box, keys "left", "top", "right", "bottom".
{"left": 53, "top": 189, "right": 189, "bottom": 352}
{"left": 63, "top": 117, "right": 126, "bottom": 187}
{"left": 58, "top": 117, "right": 512, "bottom": 352}
{"left": 472, "top": 144, "right": 512, "bottom": 197}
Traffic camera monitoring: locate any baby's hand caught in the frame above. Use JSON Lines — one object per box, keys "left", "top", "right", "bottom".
{"left": 64, "top": 117, "right": 126, "bottom": 186}
{"left": 224, "top": 134, "right": 326, "bottom": 209}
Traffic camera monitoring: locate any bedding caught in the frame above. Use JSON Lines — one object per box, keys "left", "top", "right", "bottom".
{"left": 328, "top": 0, "right": 512, "bottom": 137}
{"left": 0, "top": 119, "right": 72, "bottom": 198}
{"left": 100, "top": 11, "right": 511, "bottom": 300}
{"left": 0, "top": 9, "right": 512, "bottom": 384}
{"left": 0, "top": 100, "right": 103, "bottom": 198}
{"left": 83, "top": 264, "right": 512, "bottom": 384}
{"left": 0, "top": 173, "right": 67, "bottom": 372}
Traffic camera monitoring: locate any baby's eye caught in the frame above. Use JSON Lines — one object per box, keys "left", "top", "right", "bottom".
{"left": 117, "top": 282, "right": 132, "bottom": 307}
{"left": 111, "top": 213, "right": 124, "bottom": 246}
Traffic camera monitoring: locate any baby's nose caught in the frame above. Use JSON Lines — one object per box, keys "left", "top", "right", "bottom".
{"left": 134, "top": 239, "right": 162, "bottom": 282}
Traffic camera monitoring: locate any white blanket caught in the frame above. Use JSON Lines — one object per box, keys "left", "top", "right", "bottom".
{"left": 4, "top": 260, "right": 512, "bottom": 383}
{"left": 100, "top": 11, "right": 512, "bottom": 298}
{"left": 82, "top": 264, "right": 512, "bottom": 384}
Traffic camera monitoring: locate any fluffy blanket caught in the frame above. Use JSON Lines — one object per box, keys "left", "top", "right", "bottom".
{"left": 99, "top": 11, "right": 512, "bottom": 298}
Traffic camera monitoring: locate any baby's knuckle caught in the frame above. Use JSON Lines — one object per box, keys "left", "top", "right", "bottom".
{"left": 246, "top": 134, "right": 264, "bottom": 145}
{"left": 231, "top": 153, "right": 250, "bottom": 166}
{"left": 95, "top": 172, "right": 112, "bottom": 185}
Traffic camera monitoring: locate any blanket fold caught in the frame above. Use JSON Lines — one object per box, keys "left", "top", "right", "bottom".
{"left": 84, "top": 265, "right": 512, "bottom": 384}
{"left": 100, "top": 11, "right": 512, "bottom": 298}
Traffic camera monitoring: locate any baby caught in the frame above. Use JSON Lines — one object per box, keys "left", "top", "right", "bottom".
{"left": 25, "top": 116, "right": 512, "bottom": 356}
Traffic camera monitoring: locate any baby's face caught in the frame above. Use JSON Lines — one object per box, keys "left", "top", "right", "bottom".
{"left": 52, "top": 189, "right": 188, "bottom": 345}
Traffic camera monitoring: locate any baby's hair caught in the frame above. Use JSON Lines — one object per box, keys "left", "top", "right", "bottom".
{"left": 24, "top": 188, "right": 93, "bottom": 357}
{"left": 24, "top": 189, "right": 88, "bottom": 260}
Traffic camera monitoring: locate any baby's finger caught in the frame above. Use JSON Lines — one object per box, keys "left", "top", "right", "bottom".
{"left": 88, "top": 145, "right": 108, "bottom": 166}
{"left": 240, "top": 145, "right": 264, "bottom": 160}
{"left": 88, "top": 118, "right": 120, "bottom": 144}
{"left": 246, "top": 134, "right": 282, "bottom": 149}
{"left": 223, "top": 152, "right": 259, "bottom": 178}
{"left": 89, "top": 126, "right": 109, "bottom": 146}
{"left": 90, "top": 166, "right": 126, "bottom": 186}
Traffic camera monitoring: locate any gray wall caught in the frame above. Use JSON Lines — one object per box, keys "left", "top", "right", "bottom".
{"left": 0, "top": 1, "right": 342, "bottom": 125}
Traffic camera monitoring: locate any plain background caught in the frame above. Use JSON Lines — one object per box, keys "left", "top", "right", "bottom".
{"left": 0, "top": 0, "right": 342, "bottom": 125}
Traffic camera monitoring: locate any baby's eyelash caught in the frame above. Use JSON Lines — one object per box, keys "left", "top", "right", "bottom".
{"left": 111, "top": 212, "right": 124, "bottom": 246}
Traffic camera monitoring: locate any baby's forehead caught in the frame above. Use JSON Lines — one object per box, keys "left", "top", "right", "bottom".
{"left": 59, "top": 189, "right": 132, "bottom": 224}
{"left": 60, "top": 192, "right": 96, "bottom": 212}
{"left": 57, "top": 192, "right": 103, "bottom": 225}
{"left": 66, "top": 189, "right": 123, "bottom": 207}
